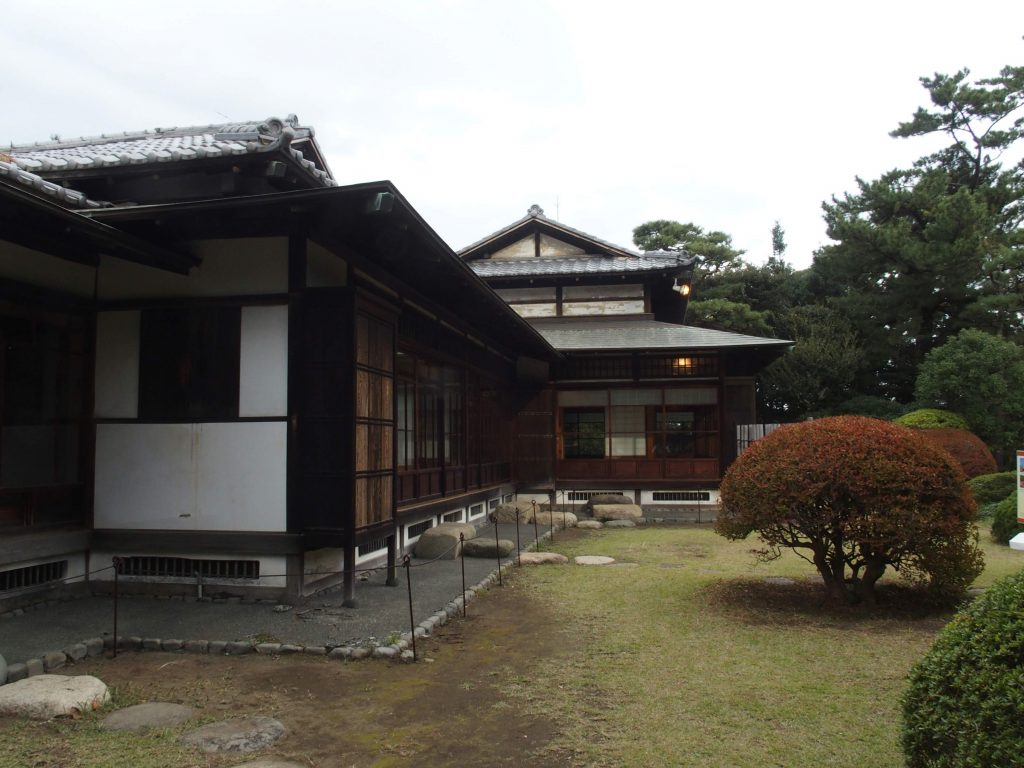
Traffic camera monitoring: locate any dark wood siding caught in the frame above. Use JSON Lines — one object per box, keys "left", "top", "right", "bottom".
{"left": 515, "top": 387, "right": 554, "bottom": 484}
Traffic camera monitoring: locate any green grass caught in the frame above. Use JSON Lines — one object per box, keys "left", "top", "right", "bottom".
{"left": 508, "top": 524, "right": 1024, "bottom": 768}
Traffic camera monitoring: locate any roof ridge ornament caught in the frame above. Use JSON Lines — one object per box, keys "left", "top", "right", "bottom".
{"left": 527, "top": 204, "right": 544, "bottom": 217}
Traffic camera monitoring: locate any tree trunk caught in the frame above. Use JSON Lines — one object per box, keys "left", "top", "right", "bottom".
{"left": 853, "top": 559, "right": 887, "bottom": 606}
{"left": 813, "top": 548, "right": 854, "bottom": 604}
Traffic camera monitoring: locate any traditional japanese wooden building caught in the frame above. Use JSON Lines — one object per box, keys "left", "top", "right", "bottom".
{"left": 460, "top": 205, "right": 791, "bottom": 507}
{"left": 0, "top": 118, "right": 555, "bottom": 609}
{"left": 0, "top": 117, "right": 789, "bottom": 610}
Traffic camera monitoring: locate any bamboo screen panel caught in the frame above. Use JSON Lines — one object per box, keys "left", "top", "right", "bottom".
{"left": 354, "top": 310, "right": 395, "bottom": 529}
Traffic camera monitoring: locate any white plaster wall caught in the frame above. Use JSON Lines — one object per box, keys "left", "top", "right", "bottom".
{"left": 94, "top": 310, "right": 140, "bottom": 419}
{"left": 94, "top": 422, "right": 287, "bottom": 532}
{"left": 239, "top": 305, "right": 288, "bottom": 417}
{"left": 491, "top": 236, "right": 535, "bottom": 259}
{"left": 197, "top": 422, "right": 286, "bottom": 531}
{"left": 562, "top": 299, "right": 645, "bottom": 316}
{"left": 1, "top": 242, "right": 96, "bottom": 296}
{"left": 539, "top": 234, "right": 584, "bottom": 257}
{"left": 98, "top": 237, "right": 288, "bottom": 299}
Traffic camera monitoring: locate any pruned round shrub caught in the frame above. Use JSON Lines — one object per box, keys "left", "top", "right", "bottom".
{"left": 911, "top": 427, "right": 997, "bottom": 478}
{"left": 902, "top": 569, "right": 1024, "bottom": 767}
{"left": 717, "top": 416, "right": 982, "bottom": 605}
{"left": 990, "top": 493, "right": 1023, "bottom": 544}
{"left": 969, "top": 472, "right": 1016, "bottom": 504}
{"left": 895, "top": 408, "right": 969, "bottom": 430}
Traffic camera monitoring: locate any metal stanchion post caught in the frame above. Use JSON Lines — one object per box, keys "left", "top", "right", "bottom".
{"left": 515, "top": 508, "right": 522, "bottom": 567}
{"left": 532, "top": 500, "right": 540, "bottom": 550}
{"left": 403, "top": 555, "right": 416, "bottom": 662}
{"left": 459, "top": 533, "right": 467, "bottom": 618}
{"left": 492, "top": 514, "right": 503, "bottom": 586}
{"left": 111, "top": 557, "right": 122, "bottom": 659}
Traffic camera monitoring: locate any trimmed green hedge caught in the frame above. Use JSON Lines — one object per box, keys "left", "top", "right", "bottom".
{"left": 903, "top": 569, "right": 1024, "bottom": 767}
{"left": 969, "top": 472, "right": 1016, "bottom": 504}
{"left": 990, "top": 493, "right": 1023, "bottom": 544}
{"left": 894, "top": 408, "right": 970, "bottom": 430}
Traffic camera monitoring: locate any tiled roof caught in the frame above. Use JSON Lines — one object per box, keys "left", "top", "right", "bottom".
{"left": 6, "top": 114, "right": 335, "bottom": 186}
{"left": 528, "top": 316, "right": 793, "bottom": 352}
{"left": 0, "top": 160, "right": 104, "bottom": 209}
{"left": 470, "top": 252, "right": 691, "bottom": 279}
{"left": 459, "top": 204, "right": 645, "bottom": 259}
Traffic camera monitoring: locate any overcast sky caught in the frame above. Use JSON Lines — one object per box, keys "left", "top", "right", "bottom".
{"left": 2, "top": 1, "right": 1022, "bottom": 267}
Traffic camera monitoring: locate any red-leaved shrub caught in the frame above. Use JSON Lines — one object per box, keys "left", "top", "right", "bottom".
{"left": 910, "top": 427, "right": 997, "bottom": 478}
{"left": 716, "top": 416, "right": 983, "bottom": 605}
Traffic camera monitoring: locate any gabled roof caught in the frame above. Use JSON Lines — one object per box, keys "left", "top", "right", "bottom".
{"left": 528, "top": 315, "right": 793, "bottom": 352}
{"left": 459, "top": 204, "right": 695, "bottom": 281}
{"left": 5, "top": 114, "right": 334, "bottom": 187}
{"left": 460, "top": 204, "right": 644, "bottom": 260}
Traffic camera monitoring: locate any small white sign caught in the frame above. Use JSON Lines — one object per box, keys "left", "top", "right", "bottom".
{"left": 1018, "top": 450, "right": 1024, "bottom": 524}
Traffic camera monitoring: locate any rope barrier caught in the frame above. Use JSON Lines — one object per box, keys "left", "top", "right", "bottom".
{"left": 5, "top": 519, "right": 552, "bottom": 666}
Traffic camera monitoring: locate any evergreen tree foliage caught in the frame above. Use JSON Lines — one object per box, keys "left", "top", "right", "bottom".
{"left": 811, "top": 64, "right": 1024, "bottom": 401}
{"left": 914, "top": 329, "right": 1024, "bottom": 465}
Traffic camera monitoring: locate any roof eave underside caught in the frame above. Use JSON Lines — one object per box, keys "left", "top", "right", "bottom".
{"left": 86, "top": 185, "right": 559, "bottom": 363}
{"left": 0, "top": 181, "right": 198, "bottom": 273}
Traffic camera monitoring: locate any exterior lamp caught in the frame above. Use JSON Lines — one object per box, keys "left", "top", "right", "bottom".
{"left": 672, "top": 278, "right": 691, "bottom": 296}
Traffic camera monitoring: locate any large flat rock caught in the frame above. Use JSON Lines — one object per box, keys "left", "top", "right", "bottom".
{"left": 0, "top": 674, "right": 110, "bottom": 719}
{"left": 181, "top": 715, "right": 287, "bottom": 753}
{"left": 462, "top": 538, "right": 515, "bottom": 558}
{"left": 102, "top": 702, "right": 195, "bottom": 731}
{"left": 492, "top": 501, "right": 535, "bottom": 523}
{"left": 533, "top": 511, "right": 578, "bottom": 529}
{"left": 592, "top": 504, "right": 643, "bottom": 521}
{"left": 413, "top": 522, "right": 478, "bottom": 560}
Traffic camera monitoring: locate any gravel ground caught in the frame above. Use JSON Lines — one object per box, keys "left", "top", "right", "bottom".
{"left": 0, "top": 522, "right": 551, "bottom": 665}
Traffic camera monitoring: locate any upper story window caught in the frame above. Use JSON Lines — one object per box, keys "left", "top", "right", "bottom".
{"left": 495, "top": 284, "right": 645, "bottom": 319}
{"left": 138, "top": 306, "right": 241, "bottom": 420}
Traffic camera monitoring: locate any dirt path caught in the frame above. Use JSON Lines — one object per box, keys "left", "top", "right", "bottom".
{"left": 2, "top": 577, "right": 573, "bottom": 767}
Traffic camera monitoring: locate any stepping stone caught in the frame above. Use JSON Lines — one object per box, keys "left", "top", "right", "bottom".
{"left": 102, "top": 702, "right": 195, "bottom": 731}
{"left": 0, "top": 674, "right": 109, "bottom": 719}
{"left": 577, "top": 520, "right": 603, "bottom": 530}
{"left": 463, "top": 538, "right": 515, "bottom": 558}
{"left": 413, "top": 523, "right": 477, "bottom": 560}
{"left": 181, "top": 715, "right": 287, "bottom": 753}
{"left": 574, "top": 556, "right": 616, "bottom": 566}
{"left": 765, "top": 576, "right": 796, "bottom": 586}
{"left": 592, "top": 504, "right": 643, "bottom": 521}
{"left": 227, "top": 760, "right": 308, "bottom": 768}
{"left": 517, "top": 552, "right": 569, "bottom": 565}
{"left": 605, "top": 519, "right": 637, "bottom": 528}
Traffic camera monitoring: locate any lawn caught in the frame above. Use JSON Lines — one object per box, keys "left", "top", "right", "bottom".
{"left": 503, "top": 523, "right": 1023, "bottom": 768}
{"left": 0, "top": 524, "right": 1018, "bottom": 767}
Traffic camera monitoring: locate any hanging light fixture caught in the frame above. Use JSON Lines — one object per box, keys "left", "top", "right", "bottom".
{"left": 671, "top": 277, "right": 691, "bottom": 296}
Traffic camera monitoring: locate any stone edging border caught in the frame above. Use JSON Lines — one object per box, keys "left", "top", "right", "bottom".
{"left": 0, "top": 530, "right": 554, "bottom": 685}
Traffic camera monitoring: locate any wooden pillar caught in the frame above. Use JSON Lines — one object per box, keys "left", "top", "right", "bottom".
{"left": 385, "top": 531, "right": 399, "bottom": 587}
{"left": 342, "top": 541, "right": 357, "bottom": 608}
{"left": 286, "top": 553, "right": 304, "bottom": 600}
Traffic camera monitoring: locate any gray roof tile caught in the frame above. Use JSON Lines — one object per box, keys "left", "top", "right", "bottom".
{"left": 7, "top": 114, "right": 335, "bottom": 186}
{"left": 0, "top": 160, "right": 104, "bottom": 209}
{"left": 471, "top": 252, "right": 690, "bottom": 278}
{"left": 528, "top": 316, "right": 792, "bottom": 351}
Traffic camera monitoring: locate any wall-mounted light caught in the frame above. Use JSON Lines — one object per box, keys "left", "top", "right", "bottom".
{"left": 671, "top": 278, "right": 691, "bottom": 296}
